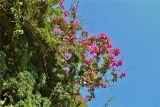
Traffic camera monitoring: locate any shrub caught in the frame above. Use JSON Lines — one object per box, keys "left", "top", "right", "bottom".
{"left": 0, "top": 0, "right": 126, "bottom": 106}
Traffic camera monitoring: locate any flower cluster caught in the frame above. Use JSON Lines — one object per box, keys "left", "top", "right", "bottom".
{"left": 52, "top": 0, "right": 126, "bottom": 103}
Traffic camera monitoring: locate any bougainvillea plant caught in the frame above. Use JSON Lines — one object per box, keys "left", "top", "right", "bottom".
{"left": 0, "top": 0, "right": 126, "bottom": 107}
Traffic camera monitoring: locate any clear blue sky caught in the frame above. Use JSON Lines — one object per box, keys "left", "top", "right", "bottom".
{"left": 76, "top": 0, "right": 160, "bottom": 107}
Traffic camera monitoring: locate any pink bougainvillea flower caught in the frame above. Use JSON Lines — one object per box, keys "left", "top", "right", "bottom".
{"left": 98, "top": 39, "right": 105, "bottom": 43}
{"left": 90, "top": 44, "right": 98, "bottom": 53}
{"left": 92, "top": 53, "right": 97, "bottom": 58}
{"left": 82, "top": 40, "right": 88, "bottom": 45}
{"left": 92, "top": 95, "right": 96, "bottom": 99}
{"left": 104, "top": 44, "right": 109, "bottom": 50}
{"left": 116, "top": 74, "right": 119, "bottom": 79}
{"left": 63, "top": 67, "right": 69, "bottom": 74}
{"left": 63, "top": 10, "right": 71, "bottom": 16}
{"left": 101, "top": 83, "right": 107, "bottom": 88}
{"left": 73, "top": 20, "right": 80, "bottom": 27}
{"left": 108, "top": 54, "right": 116, "bottom": 64}
{"left": 73, "top": 83, "right": 78, "bottom": 87}
{"left": 99, "top": 48, "right": 103, "bottom": 53}
{"left": 68, "top": 30, "right": 77, "bottom": 39}
{"left": 98, "top": 32, "right": 107, "bottom": 38}
{"left": 60, "top": 5, "right": 64, "bottom": 9}
{"left": 81, "top": 30, "right": 88, "bottom": 36}
{"left": 84, "top": 95, "right": 90, "bottom": 101}
{"left": 82, "top": 77, "right": 90, "bottom": 81}
{"left": 81, "top": 98, "right": 87, "bottom": 103}
{"left": 62, "top": 17, "right": 68, "bottom": 23}
{"left": 116, "top": 59, "right": 124, "bottom": 67}
{"left": 111, "top": 48, "right": 121, "bottom": 56}
{"left": 85, "top": 57, "right": 93, "bottom": 65}
{"left": 89, "top": 49, "right": 94, "bottom": 54}
{"left": 112, "top": 67, "right": 116, "bottom": 71}
{"left": 109, "top": 63, "right": 117, "bottom": 71}
{"left": 72, "top": 5, "right": 77, "bottom": 11}
{"left": 89, "top": 84, "right": 95, "bottom": 89}
{"left": 59, "top": 0, "right": 65, "bottom": 9}
{"left": 54, "top": 28, "right": 62, "bottom": 35}
{"left": 85, "top": 95, "right": 90, "bottom": 99}
{"left": 65, "top": 51, "right": 72, "bottom": 60}
{"left": 63, "top": 38, "right": 69, "bottom": 44}
{"left": 59, "top": 0, "right": 64, "bottom": 5}
{"left": 108, "top": 43, "right": 112, "bottom": 48}
{"left": 121, "top": 71, "right": 126, "bottom": 77}
{"left": 89, "top": 34, "right": 96, "bottom": 40}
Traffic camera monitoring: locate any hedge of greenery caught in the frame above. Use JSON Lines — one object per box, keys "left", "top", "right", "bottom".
{"left": 0, "top": 0, "right": 126, "bottom": 107}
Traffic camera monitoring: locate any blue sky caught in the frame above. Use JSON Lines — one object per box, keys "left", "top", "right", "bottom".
{"left": 76, "top": 1, "right": 160, "bottom": 107}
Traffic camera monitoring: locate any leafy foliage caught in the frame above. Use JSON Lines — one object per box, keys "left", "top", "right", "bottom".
{"left": 0, "top": 0, "right": 125, "bottom": 107}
